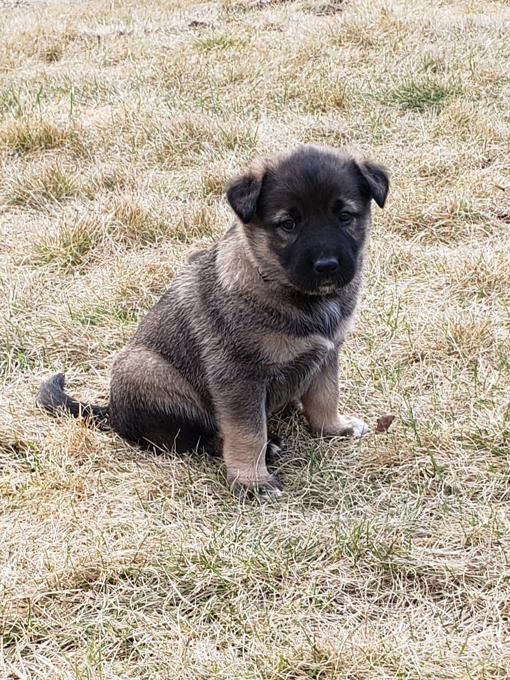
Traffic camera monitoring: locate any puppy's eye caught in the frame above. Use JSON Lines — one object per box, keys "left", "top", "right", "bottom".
{"left": 338, "top": 211, "right": 352, "bottom": 224}
{"left": 279, "top": 218, "right": 296, "bottom": 232}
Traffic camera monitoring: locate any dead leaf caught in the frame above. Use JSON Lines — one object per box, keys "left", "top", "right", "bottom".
{"left": 375, "top": 414, "right": 396, "bottom": 433}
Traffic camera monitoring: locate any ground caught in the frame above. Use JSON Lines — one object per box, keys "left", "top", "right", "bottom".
{"left": 0, "top": 0, "right": 509, "bottom": 678}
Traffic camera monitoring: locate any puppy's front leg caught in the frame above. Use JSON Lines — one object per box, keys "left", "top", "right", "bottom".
{"left": 215, "top": 383, "right": 282, "bottom": 498}
{"left": 301, "top": 350, "right": 369, "bottom": 438}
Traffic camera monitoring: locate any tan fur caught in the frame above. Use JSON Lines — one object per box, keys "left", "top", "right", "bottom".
{"left": 220, "top": 419, "right": 271, "bottom": 486}
{"left": 216, "top": 227, "right": 300, "bottom": 314}
{"left": 215, "top": 227, "right": 258, "bottom": 293}
{"left": 334, "top": 313, "right": 355, "bottom": 345}
{"left": 250, "top": 233, "right": 290, "bottom": 287}
{"left": 301, "top": 353, "right": 344, "bottom": 435}
{"left": 259, "top": 332, "right": 334, "bottom": 364}
{"left": 258, "top": 303, "right": 352, "bottom": 368}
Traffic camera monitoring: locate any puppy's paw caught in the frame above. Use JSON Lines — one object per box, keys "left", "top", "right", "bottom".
{"left": 316, "top": 415, "right": 369, "bottom": 438}
{"left": 336, "top": 415, "right": 369, "bottom": 438}
{"left": 229, "top": 474, "right": 283, "bottom": 501}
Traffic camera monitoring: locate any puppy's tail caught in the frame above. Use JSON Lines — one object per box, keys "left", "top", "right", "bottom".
{"left": 37, "top": 373, "right": 110, "bottom": 429}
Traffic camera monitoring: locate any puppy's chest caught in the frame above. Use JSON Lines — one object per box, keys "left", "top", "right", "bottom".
{"left": 259, "top": 305, "right": 352, "bottom": 368}
{"left": 262, "top": 307, "right": 353, "bottom": 407}
{"left": 263, "top": 335, "right": 331, "bottom": 413}
{"left": 260, "top": 332, "right": 334, "bottom": 368}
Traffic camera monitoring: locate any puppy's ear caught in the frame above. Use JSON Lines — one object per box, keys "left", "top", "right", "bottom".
{"left": 225, "top": 165, "right": 265, "bottom": 224}
{"left": 357, "top": 159, "right": 389, "bottom": 208}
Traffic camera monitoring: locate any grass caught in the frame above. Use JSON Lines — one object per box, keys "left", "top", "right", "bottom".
{"left": 0, "top": 116, "right": 83, "bottom": 155}
{"left": 380, "top": 77, "right": 460, "bottom": 112}
{"left": 4, "top": 159, "right": 85, "bottom": 208}
{"left": 32, "top": 216, "right": 104, "bottom": 271}
{"left": 1, "top": 0, "right": 510, "bottom": 678}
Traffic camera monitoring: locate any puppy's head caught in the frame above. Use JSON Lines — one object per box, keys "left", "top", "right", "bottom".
{"left": 226, "top": 145, "right": 389, "bottom": 295}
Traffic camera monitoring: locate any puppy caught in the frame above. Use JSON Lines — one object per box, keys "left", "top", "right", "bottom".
{"left": 38, "top": 145, "right": 389, "bottom": 497}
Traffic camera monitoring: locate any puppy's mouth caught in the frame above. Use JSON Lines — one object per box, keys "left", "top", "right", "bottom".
{"left": 289, "top": 272, "right": 352, "bottom": 296}
{"left": 256, "top": 263, "right": 351, "bottom": 297}
{"left": 316, "top": 280, "right": 341, "bottom": 294}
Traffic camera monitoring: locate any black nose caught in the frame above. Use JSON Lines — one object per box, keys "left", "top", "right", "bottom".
{"left": 313, "top": 257, "right": 339, "bottom": 274}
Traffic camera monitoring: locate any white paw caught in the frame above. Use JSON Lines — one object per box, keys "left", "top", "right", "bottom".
{"left": 348, "top": 417, "right": 370, "bottom": 438}
{"left": 261, "top": 484, "right": 283, "bottom": 499}
{"left": 311, "top": 415, "right": 370, "bottom": 438}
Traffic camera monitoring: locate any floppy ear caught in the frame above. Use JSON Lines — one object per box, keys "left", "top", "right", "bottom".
{"left": 225, "top": 167, "right": 265, "bottom": 224}
{"left": 357, "top": 159, "right": 389, "bottom": 208}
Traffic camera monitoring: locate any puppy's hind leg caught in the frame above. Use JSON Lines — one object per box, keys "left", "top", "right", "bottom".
{"left": 110, "top": 347, "right": 217, "bottom": 453}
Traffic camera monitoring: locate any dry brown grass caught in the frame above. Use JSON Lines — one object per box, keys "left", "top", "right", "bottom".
{"left": 1, "top": 0, "right": 510, "bottom": 678}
